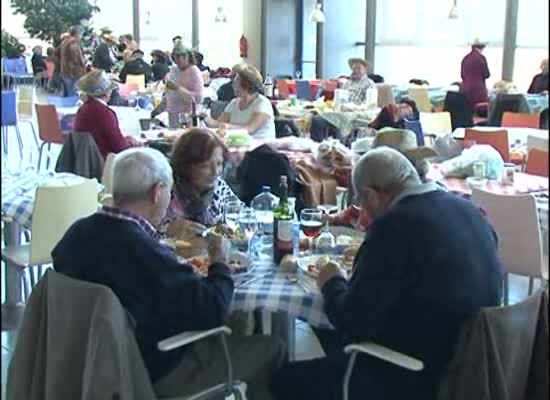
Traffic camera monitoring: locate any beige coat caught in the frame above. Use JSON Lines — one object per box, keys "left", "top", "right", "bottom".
{"left": 7, "top": 270, "right": 156, "bottom": 400}
{"left": 438, "top": 289, "right": 548, "bottom": 400}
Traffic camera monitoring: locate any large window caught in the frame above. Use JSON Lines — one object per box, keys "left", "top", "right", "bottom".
{"left": 92, "top": 0, "right": 134, "bottom": 41}
{"left": 514, "top": 0, "right": 549, "bottom": 92}
{"left": 375, "top": 0, "right": 506, "bottom": 86}
{"left": 198, "top": 0, "right": 243, "bottom": 69}
{"left": 138, "top": 0, "right": 192, "bottom": 57}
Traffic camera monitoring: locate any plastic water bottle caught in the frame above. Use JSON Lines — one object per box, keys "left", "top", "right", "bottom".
{"left": 288, "top": 197, "right": 299, "bottom": 255}
{"left": 251, "top": 186, "right": 279, "bottom": 236}
{"left": 263, "top": 74, "right": 274, "bottom": 98}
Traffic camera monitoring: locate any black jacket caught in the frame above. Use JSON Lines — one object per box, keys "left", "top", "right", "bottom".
{"left": 31, "top": 53, "right": 47, "bottom": 76}
{"left": 119, "top": 58, "right": 153, "bottom": 84}
{"left": 322, "top": 188, "right": 503, "bottom": 399}
{"left": 92, "top": 42, "right": 114, "bottom": 72}
{"left": 528, "top": 72, "right": 549, "bottom": 94}
{"left": 52, "top": 213, "right": 234, "bottom": 382}
{"left": 152, "top": 61, "right": 170, "bottom": 82}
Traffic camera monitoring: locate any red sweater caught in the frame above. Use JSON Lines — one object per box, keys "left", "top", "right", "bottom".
{"left": 73, "top": 98, "right": 130, "bottom": 159}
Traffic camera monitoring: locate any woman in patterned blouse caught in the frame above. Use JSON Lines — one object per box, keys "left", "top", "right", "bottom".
{"left": 162, "top": 129, "right": 237, "bottom": 233}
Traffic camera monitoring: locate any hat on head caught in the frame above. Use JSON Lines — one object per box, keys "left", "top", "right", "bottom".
{"left": 348, "top": 57, "right": 369, "bottom": 69}
{"left": 77, "top": 69, "right": 117, "bottom": 97}
{"left": 372, "top": 128, "right": 438, "bottom": 163}
{"left": 235, "top": 64, "right": 264, "bottom": 91}
{"left": 471, "top": 38, "right": 487, "bottom": 48}
{"left": 101, "top": 33, "right": 117, "bottom": 44}
{"left": 100, "top": 27, "right": 113, "bottom": 34}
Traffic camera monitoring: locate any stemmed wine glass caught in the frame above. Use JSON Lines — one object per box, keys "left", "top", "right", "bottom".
{"left": 300, "top": 208, "right": 324, "bottom": 255}
{"left": 315, "top": 205, "right": 337, "bottom": 254}
{"left": 238, "top": 207, "right": 258, "bottom": 257}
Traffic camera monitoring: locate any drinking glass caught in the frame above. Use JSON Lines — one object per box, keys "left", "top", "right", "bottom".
{"left": 238, "top": 207, "right": 258, "bottom": 257}
{"left": 315, "top": 205, "right": 336, "bottom": 254}
{"left": 178, "top": 112, "right": 190, "bottom": 128}
{"left": 224, "top": 200, "right": 242, "bottom": 231}
{"left": 300, "top": 208, "right": 324, "bottom": 255}
{"left": 295, "top": 70, "right": 302, "bottom": 79}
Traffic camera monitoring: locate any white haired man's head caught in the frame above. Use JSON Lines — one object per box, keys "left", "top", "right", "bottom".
{"left": 112, "top": 147, "right": 173, "bottom": 225}
{"left": 352, "top": 146, "right": 421, "bottom": 217}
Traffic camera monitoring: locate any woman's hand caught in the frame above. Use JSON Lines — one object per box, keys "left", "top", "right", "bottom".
{"left": 126, "top": 135, "right": 143, "bottom": 147}
{"left": 207, "top": 231, "right": 231, "bottom": 266}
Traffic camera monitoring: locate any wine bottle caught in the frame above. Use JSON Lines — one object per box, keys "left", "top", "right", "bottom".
{"left": 273, "top": 176, "right": 293, "bottom": 264}
{"left": 191, "top": 101, "right": 198, "bottom": 127}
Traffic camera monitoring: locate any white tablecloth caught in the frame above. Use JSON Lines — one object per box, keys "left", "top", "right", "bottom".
{"left": 57, "top": 105, "right": 151, "bottom": 137}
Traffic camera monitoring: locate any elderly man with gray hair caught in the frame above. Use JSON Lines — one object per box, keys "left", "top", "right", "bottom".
{"left": 272, "top": 147, "right": 503, "bottom": 400}
{"left": 53, "top": 147, "right": 285, "bottom": 399}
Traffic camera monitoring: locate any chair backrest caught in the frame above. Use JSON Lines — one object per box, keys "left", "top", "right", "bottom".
{"left": 1, "top": 90, "right": 17, "bottom": 126}
{"left": 277, "top": 79, "right": 290, "bottom": 99}
{"left": 29, "top": 178, "right": 99, "bottom": 265}
{"left": 126, "top": 74, "right": 146, "bottom": 91}
{"left": 408, "top": 86, "right": 432, "bottom": 112}
{"left": 471, "top": 188, "right": 543, "bottom": 278}
{"left": 438, "top": 290, "right": 546, "bottom": 400}
{"left": 17, "top": 85, "right": 34, "bottom": 119}
{"left": 102, "top": 153, "right": 116, "bottom": 192}
{"left": 443, "top": 91, "right": 474, "bottom": 130}
{"left": 376, "top": 83, "right": 395, "bottom": 107}
{"left": 2, "top": 56, "right": 28, "bottom": 75}
{"left": 464, "top": 128, "right": 510, "bottom": 162}
{"left": 488, "top": 93, "right": 528, "bottom": 126}
{"left": 525, "top": 149, "right": 549, "bottom": 177}
{"left": 526, "top": 134, "right": 548, "bottom": 153}
{"left": 295, "top": 80, "right": 312, "bottom": 101}
{"left": 7, "top": 269, "right": 157, "bottom": 399}
{"left": 35, "top": 104, "right": 66, "bottom": 144}
{"left": 419, "top": 111, "right": 452, "bottom": 136}
{"left": 540, "top": 108, "right": 548, "bottom": 129}
{"left": 501, "top": 112, "right": 540, "bottom": 129}
{"left": 402, "top": 118, "right": 425, "bottom": 146}
{"left": 46, "top": 61, "right": 55, "bottom": 80}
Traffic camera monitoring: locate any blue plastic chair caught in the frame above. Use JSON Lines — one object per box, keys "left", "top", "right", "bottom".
{"left": 2, "top": 57, "right": 34, "bottom": 85}
{"left": 1, "top": 90, "right": 24, "bottom": 158}
{"left": 296, "top": 80, "right": 312, "bottom": 101}
{"left": 402, "top": 118, "right": 425, "bottom": 146}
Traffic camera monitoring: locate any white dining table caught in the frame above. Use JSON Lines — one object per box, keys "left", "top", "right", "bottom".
{"left": 56, "top": 105, "right": 152, "bottom": 137}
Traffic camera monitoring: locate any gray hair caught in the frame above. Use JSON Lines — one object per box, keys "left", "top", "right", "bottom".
{"left": 352, "top": 146, "right": 421, "bottom": 196}
{"left": 112, "top": 147, "right": 173, "bottom": 204}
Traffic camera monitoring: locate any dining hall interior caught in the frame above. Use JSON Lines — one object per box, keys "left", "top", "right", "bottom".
{"left": 1, "top": 0, "right": 548, "bottom": 399}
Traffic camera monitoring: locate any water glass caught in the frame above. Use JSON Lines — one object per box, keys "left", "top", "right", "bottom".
{"left": 295, "top": 70, "right": 302, "bottom": 79}
{"left": 224, "top": 200, "right": 242, "bottom": 231}
{"left": 238, "top": 207, "right": 258, "bottom": 257}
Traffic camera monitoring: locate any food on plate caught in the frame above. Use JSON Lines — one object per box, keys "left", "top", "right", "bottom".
{"left": 336, "top": 235, "right": 354, "bottom": 247}
{"left": 210, "top": 224, "right": 246, "bottom": 240}
{"left": 188, "top": 253, "right": 249, "bottom": 275}
{"left": 189, "top": 256, "right": 208, "bottom": 275}
{"left": 307, "top": 264, "right": 320, "bottom": 277}
{"left": 174, "top": 239, "right": 196, "bottom": 258}
{"left": 280, "top": 255, "right": 298, "bottom": 273}
{"left": 316, "top": 255, "right": 331, "bottom": 269}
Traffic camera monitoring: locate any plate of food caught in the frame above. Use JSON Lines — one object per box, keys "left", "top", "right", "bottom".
{"left": 297, "top": 249, "right": 358, "bottom": 279}
{"left": 187, "top": 251, "right": 251, "bottom": 276}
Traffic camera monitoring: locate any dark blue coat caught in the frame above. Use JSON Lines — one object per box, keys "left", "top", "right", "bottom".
{"left": 52, "top": 213, "right": 234, "bottom": 382}
{"left": 322, "top": 188, "right": 503, "bottom": 399}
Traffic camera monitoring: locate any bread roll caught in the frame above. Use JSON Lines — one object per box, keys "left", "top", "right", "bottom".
{"left": 280, "top": 255, "right": 298, "bottom": 273}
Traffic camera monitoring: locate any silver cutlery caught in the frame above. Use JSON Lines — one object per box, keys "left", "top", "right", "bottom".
{"left": 236, "top": 272, "right": 273, "bottom": 288}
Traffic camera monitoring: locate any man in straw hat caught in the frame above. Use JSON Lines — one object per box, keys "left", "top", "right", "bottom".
{"left": 73, "top": 69, "right": 142, "bottom": 159}
{"left": 272, "top": 144, "right": 503, "bottom": 400}
{"left": 460, "top": 38, "right": 491, "bottom": 109}
{"left": 93, "top": 33, "right": 118, "bottom": 72}
{"left": 310, "top": 57, "right": 375, "bottom": 142}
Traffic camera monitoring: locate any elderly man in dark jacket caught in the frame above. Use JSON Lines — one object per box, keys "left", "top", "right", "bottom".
{"left": 52, "top": 148, "right": 284, "bottom": 399}
{"left": 92, "top": 33, "right": 117, "bottom": 72}
{"left": 272, "top": 147, "right": 503, "bottom": 400}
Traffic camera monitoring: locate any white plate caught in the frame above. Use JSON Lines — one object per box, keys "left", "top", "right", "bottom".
{"left": 297, "top": 254, "right": 343, "bottom": 277}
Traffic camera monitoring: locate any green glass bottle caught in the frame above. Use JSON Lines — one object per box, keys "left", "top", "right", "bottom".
{"left": 273, "top": 176, "right": 293, "bottom": 264}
